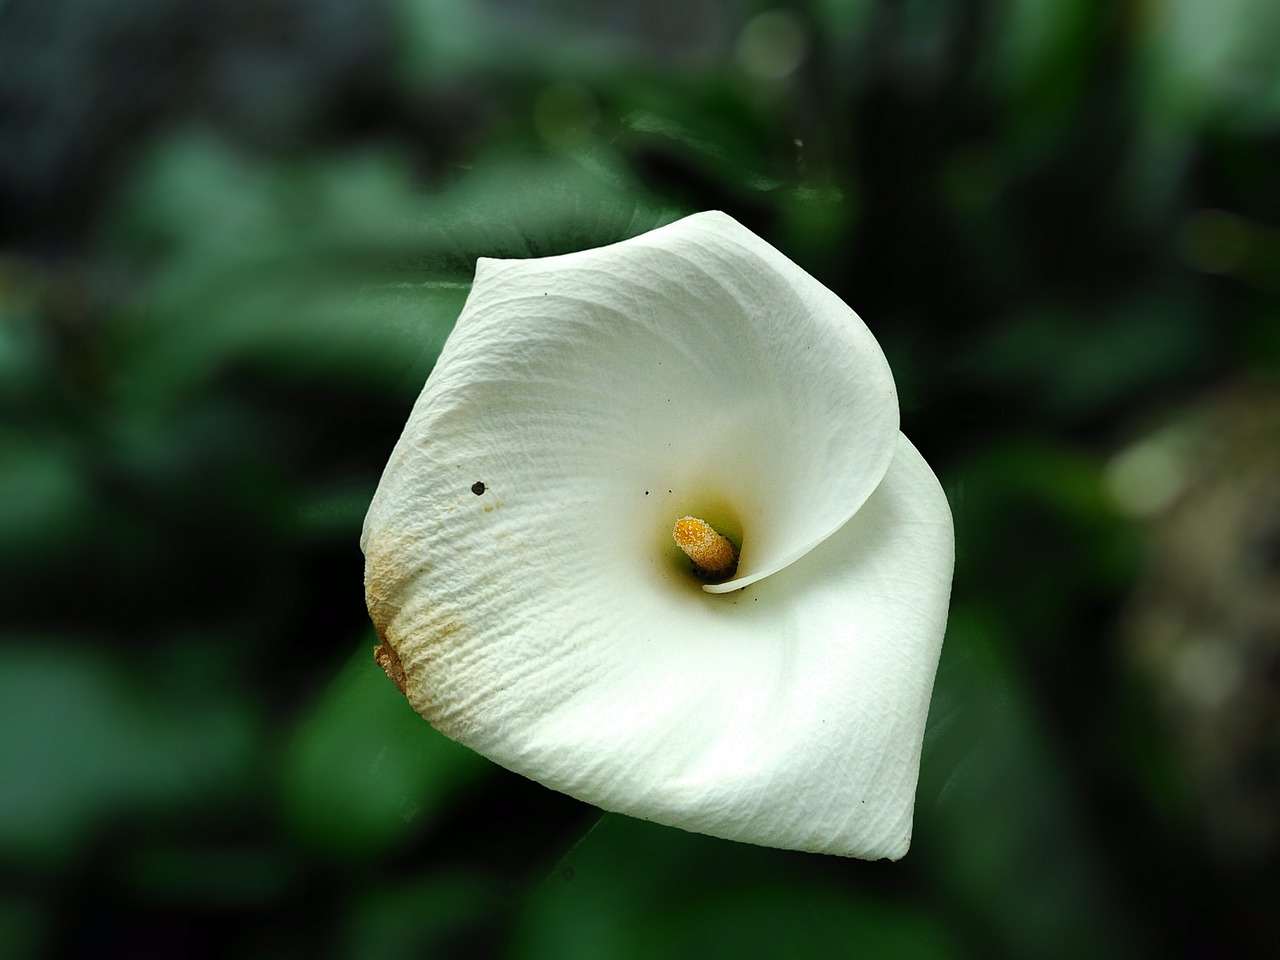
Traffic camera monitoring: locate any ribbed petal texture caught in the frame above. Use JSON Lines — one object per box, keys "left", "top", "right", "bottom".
{"left": 362, "top": 212, "right": 953, "bottom": 859}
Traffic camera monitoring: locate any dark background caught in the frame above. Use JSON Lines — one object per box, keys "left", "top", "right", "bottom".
{"left": 2, "top": 1, "right": 1278, "bottom": 957}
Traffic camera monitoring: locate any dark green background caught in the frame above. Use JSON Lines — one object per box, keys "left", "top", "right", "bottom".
{"left": 2, "top": 1, "right": 1278, "bottom": 957}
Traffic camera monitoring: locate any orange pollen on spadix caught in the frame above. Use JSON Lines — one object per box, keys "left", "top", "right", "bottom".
{"left": 673, "top": 516, "right": 738, "bottom": 576}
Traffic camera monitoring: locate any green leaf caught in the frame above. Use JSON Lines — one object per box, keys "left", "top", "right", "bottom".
{"left": 0, "top": 641, "right": 248, "bottom": 864}
{"left": 280, "top": 643, "right": 490, "bottom": 860}
{"left": 514, "top": 816, "right": 962, "bottom": 960}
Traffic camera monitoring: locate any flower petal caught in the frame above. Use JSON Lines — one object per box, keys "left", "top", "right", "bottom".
{"left": 370, "top": 210, "right": 898, "bottom": 599}
{"left": 362, "top": 212, "right": 943, "bottom": 858}
{"left": 366, "top": 432, "right": 952, "bottom": 858}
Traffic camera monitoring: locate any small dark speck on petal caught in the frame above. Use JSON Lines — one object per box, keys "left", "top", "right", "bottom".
{"left": 645, "top": 491, "right": 649, "bottom": 495}
{"left": 471, "top": 481, "right": 486, "bottom": 495}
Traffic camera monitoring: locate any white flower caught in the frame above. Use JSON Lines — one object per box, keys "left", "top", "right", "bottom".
{"left": 362, "top": 211, "right": 954, "bottom": 859}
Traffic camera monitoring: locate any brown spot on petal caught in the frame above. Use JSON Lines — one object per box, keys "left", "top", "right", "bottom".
{"left": 399, "top": 613, "right": 473, "bottom": 736}
{"left": 374, "top": 643, "right": 407, "bottom": 696}
{"left": 363, "top": 527, "right": 421, "bottom": 649}
{"left": 363, "top": 524, "right": 478, "bottom": 738}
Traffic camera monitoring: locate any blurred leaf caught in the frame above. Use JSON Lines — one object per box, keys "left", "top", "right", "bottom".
{"left": 0, "top": 895, "right": 43, "bottom": 960}
{"left": 296, "top": 482, "right": 379, "bottom": 538}
{"left": 119, "top": 842, "right": 296, "bottom": 908}
{"left": 0, "top": 430, "right": 89, "bottom": 558}
{"left": 811, "top": 0, "right": 877, "bottom": 39}
{"left": 917, "top": 610, "right": 1135, "bottom": 959}
{"left": 392, "top": 0, "right": 521, "bottom": 88}
{"left": 988, "top": 0, "right": 1092, "bottom": 95}
{"left": 343, "top": 873, "right": 502, "bottom": 960}
{"left": 620, "top": 110, "right": 784, "bottom": 193}
{"left": 983, "top": 0, "right": 1097, "bottom": 155}
{"left": 398, "top": 147, "right": 681, "bottom": 262}
{"left": 106, "top": 134, "right": 469, "bottom": 407}
{"left": 0, "top": 640, "right": 251, "bottom": 864}
{"left": 106, "top": 133, "right": 677, "bottom": 409}
{"left": 950, "top": 438, "right": 1139, "bottom": 637}
{"left": 280, "top": 643, "right": 491, "bottom": 860}
{"left": 0, "top": 292, "right": 47, "bottom": 405}
{"left": 1140, "top": 0, "right": 1280, "bottom": 129}
{"left": 514, "top": 816, "right": 964, "bottom": 960}
{"left": 967, "top": 293, "right": 1212, "bottom": 422}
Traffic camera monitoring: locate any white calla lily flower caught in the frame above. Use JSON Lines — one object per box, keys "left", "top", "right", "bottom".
{"left": 362, "top": 211, "right": 954, "bottom": 859}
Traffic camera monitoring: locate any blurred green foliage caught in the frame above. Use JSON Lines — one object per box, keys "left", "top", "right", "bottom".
{"left": 2, "top": 0, "right": 1278, "bottom": 957}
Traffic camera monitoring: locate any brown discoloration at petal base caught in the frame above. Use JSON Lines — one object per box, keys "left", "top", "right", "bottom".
{"left": 364, "top": 526, "right": 426, "bottom": 701}
{"left": 363, "top": 524, "right": 477, "bottom": 734}
{"left": 374, "top": 643, "right": 407, "bottom": 696}
{"left": 363, "top": 527, "right": 423, "bottom": 651}
{"left": 400, "top": 614, "right": 475, "bottom": 737}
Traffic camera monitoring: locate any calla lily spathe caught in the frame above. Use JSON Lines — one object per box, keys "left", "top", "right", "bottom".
{"left": 362, "top": 211, "right": 954, "bottom": 859}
